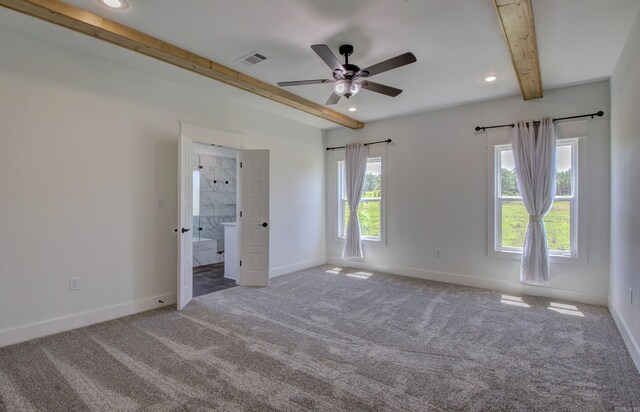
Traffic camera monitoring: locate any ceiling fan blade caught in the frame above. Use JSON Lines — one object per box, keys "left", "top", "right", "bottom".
{"left": 277, "top": 79, "right": 333, "bottom": 87}
{"left": 311, "top": 45, "right": 344, "bottom": 73}
{"left": 326, "top": 92, "right": 341, "bottom": 105}
{"left": 362, "top": 81, "right": 403, "bottom": 97}
{"left": 361, "top": 52, "right": 417, "bottom": 77}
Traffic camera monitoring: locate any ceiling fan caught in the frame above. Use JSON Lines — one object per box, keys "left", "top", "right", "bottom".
{"left": 277, "top": 44, "right": 417, "bottom": 105}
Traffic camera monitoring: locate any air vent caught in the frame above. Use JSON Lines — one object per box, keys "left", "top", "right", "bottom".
{"left": 235, "top": 51, "right": 268, "bottom": 66}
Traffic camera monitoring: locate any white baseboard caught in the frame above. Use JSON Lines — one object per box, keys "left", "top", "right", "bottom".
{"left": 327, "top": 257, "right": 605, "bottom": 305}
{"left": 0, "top": 257, "right": 325, "bottom": 348}
{"left": 270, "top": 257, "right": 326, "bottom": 278}
{"left": 609, "top": 300, "right": 640, "bottom": 373}
{"left": 0, "top": 292, "right": 176, "bottom": 348}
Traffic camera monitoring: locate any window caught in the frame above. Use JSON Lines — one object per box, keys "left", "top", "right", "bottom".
{"left": 338, "top": 157, "right": 382, "bottom": 241}
{"left": 494, "top": 140, "right": 577, "bottom": 257}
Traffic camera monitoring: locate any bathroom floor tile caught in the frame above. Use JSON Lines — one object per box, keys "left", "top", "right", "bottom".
{"left": 193, "top": 263, "right": 236, "bottom": 297}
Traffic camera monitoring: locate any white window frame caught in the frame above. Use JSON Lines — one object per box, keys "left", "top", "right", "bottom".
{"left": 337, "top": 157, "right": 384, "bottom": 243}
{"left": 488, "top": 137, "right": 587, "bottom": 264}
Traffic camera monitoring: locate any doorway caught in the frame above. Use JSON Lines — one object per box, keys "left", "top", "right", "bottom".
{"left": 191, "top": 143, "right": 238, "bottom": 297}
{"left": 177, "top": 124, "right": 270, "bottom": 310}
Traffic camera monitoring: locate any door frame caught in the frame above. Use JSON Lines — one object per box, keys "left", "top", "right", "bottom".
{"left": 177, "top": 122, "right": 270, "bottom": 309}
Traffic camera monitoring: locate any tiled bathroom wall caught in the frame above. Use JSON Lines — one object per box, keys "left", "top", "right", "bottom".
{"left": 193, "top": 238, "right": 218, "bottom": 267}
{"left": 192, "top": 152, "right": 236, "bottom": 266}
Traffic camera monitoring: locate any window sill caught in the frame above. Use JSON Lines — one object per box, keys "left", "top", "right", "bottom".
{"left": 488, "top": 249, "right": 586, "bottom": 266}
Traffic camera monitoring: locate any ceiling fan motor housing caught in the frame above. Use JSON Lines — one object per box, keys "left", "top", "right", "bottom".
{"left": 333, "top": 64, "right": 361, "bottom": 80}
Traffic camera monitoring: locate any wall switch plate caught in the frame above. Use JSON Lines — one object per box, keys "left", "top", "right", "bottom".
{"left": 435, "top": 249, "right": 441, "bottom": 257}
{"left": 156, "top": 197, "right": 165, "bottom": 209}
{"left": 69, "top": 277, "right": 80, "bottom": 291}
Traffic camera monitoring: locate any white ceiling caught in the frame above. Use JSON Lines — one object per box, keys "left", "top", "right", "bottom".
{"left": 2, "top": 0, "right": 639, "bottom": 129}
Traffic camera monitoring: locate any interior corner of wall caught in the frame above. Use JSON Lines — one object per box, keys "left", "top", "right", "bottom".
{"left": 608, "top": 299, "right": 640, "bottom": 373}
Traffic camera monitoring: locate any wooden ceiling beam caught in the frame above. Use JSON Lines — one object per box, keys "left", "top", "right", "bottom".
{"left": 0, "top": 0, "right": 365, "bottom": 129}
{"left": 493, "top": 0, "right": 543, "bottom": 100}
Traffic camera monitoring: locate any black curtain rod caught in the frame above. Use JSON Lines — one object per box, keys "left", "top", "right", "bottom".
{"left": 326, "top": 138, "right": 392, "bottom": 151}
{"left": 474, "top": 111, "right": 604, "bottom": 132}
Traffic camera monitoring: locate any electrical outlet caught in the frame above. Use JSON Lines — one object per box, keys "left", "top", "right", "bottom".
{"left": 69, "top": 277, "right": 80, "bottom": 291}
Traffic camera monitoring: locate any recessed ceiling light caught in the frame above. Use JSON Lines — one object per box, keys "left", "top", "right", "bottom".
{"left": 97, "top": 0, "right": 129, "bottom": 10}
{"left": 483, "top": 75, "right": 498, "bottom": 82}
{"left": 348, "top": 107, "right": 357, "bottom": 112}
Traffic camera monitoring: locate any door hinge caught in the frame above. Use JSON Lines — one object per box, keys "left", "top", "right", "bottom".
{"left": 240, "top": 162, "right": 243, "bottom": 168}
{"left": 239, "top": 260, "right": 242, "bottom": 267}
{"left": 240, "top": 211, "right": 243, "bottom": 218}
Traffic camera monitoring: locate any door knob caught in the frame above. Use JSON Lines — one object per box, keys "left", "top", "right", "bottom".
{"left": 260, "top": 222, "right": 268, "bottom": 228}
{"left": 181, "top": 228, "right": 191, "bottom": 233}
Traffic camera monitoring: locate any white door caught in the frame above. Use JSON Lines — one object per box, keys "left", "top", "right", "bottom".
{"left": 177, "top": 135, "right": 194, "bottom": 309}
{"left": 239, "top": 150, "right": 270, "bottom": 287}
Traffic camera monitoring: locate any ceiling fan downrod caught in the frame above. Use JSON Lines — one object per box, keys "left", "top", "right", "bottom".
{"left": 339, "top": 44, "right": 354, "bottom": 65}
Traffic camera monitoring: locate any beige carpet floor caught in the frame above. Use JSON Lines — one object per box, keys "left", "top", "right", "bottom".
{"left": 1, "top": 265, "right": 639, "bottom": 411}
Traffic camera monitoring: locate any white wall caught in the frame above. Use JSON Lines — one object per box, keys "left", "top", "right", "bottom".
{"left": 0, "top": 30, "right": 325, "bottom": 346}
{"left": 326, "top": 81, "right": 610, "bottom": 305}
{"left": 610, "top": 9, "right": 640, "bottom": 371}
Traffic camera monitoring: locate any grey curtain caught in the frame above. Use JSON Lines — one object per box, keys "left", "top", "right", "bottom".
{"left": 512, "top": 118, "right": 557, "bottom": 285}
{"left": 342, "top": 144, "right": 369, "bottom": 259}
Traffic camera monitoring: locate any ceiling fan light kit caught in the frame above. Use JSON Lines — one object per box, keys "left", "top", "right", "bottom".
{"left": 278, "top": 44, "right": 416, "bottom": 106}
{"left": 334, "top": 79, "right": 362, "bottom": 98}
